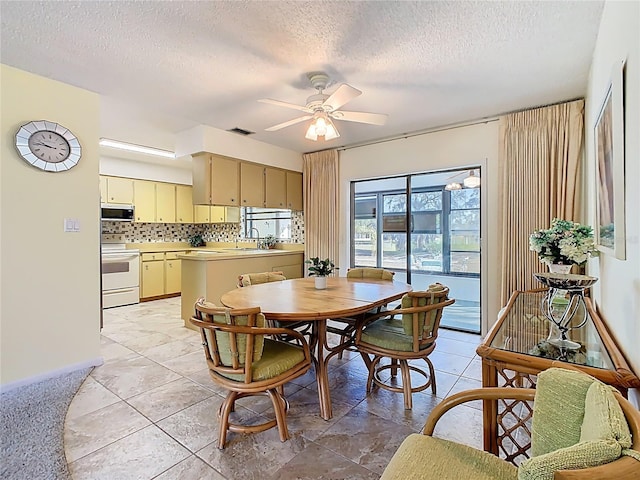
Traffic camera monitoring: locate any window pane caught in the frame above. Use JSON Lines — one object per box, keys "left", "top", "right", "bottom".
{"left": 355, "top": 196, "right": 376, "bottom": 218}
{"left": 411, "top": 191, "right": 442, "bottom": 211}
{"left": 451, "top": 189, "right": 480, "bottom": 209}
{"left": 450, "top": 210, "right": 479, "bottom": 231}
{"left": 451, "top": 251, "right": 480, "bottom": 274}
{"left": 354, "top": 218, "right": 377, "bottom": 267}
{"left": 382, "top": 233, "right": 406, "bottom": 269}
{"left": 412, "top": 212, "right": 441, "bottom": 233}
{"left": 383, "top": 194, "right": 406, "bottom": 213}
{"left": 410, "top": 234, "right": 443, "bottom": 272}
{"left": 245, "top": 207, "right": 292, "bottom": 239}
{"left": 451, "top": 232, "right": 480, "bottom": 252}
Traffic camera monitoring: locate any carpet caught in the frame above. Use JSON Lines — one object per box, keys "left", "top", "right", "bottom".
{"left": 1, "top": 368, "right": 91, "bottom": 480}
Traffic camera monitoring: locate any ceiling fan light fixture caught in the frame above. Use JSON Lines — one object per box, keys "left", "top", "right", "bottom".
{"left": 305, "top": 113, "right": 340, "bottom": 141}
{"left": 305, "top": 123, "right": 318, "bottom": 141}
{"left": 463, "top": 170, "right": 481, "bottom": 188}
{"left": 445, "top": 182, "right": 462, "bottom": 191}
{"left": 324, "top": 119, "right": 340, "bottom": 140}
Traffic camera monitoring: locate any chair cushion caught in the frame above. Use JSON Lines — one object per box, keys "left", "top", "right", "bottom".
{"left": 518, "top": 439, "right": 622, "bottom": 480}
{"left": 204, "top": 310, "right": 266, "bottom": 364}
{"left": 381, "top": 433, "right": 518, "bottom": 480}
{"left": 347, "top": 268, "right": 394, "bottom": 280}
{"left": 531, "top": 368, "right": 595, "bottom": 456}
{"left": 220, "top": 338, "right": 306, "bottom": 382}
{"left": 239, "top": 272, "right": 286, "bottom": 287}
{"left": 401, "top": 283, "right": 446, "bottom": 336}
{"left": 361, "top": 317, "right": 432, "bottom": 352}
{"left": 580, "top": 381, "right": 632, "bottom": 448}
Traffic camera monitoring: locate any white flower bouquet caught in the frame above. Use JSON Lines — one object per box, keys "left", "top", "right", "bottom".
{"left": 529, "top": 218, "right": 599, "bottom": 266}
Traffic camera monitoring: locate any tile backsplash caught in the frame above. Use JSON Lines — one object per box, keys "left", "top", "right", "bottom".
{"left": 102, "top": 210, "right": 305, "bottom": 244}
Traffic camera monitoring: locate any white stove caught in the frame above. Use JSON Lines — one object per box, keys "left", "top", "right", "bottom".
{"left": 101, "top": 235, "right": 140, "bottom": 308}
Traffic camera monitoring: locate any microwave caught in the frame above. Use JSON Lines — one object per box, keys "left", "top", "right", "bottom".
{"left": 101, "top": 203, "right": 135, "bottom": 222}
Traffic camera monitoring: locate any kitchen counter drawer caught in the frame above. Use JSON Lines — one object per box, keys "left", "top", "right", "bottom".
{"left": 142, "top": 252, "right": 165, "bottom": 261}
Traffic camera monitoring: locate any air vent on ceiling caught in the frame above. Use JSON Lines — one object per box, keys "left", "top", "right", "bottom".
{"left": 227, "top": 127, "right": 255, "bottom": 136}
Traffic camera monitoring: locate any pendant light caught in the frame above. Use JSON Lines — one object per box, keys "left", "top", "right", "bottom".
{"left": 463, "top": 170, "right": 481, "bottom": 188}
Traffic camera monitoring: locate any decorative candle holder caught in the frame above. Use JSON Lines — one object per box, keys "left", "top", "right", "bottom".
{"left": 533, "top": 273, "right": 598, "bottom": 350}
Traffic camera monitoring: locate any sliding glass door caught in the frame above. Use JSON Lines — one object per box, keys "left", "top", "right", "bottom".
{"left": 351, "top": 169, "right": 481, "bottom": 333}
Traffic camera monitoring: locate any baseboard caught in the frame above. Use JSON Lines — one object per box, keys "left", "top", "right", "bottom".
{"left": 0, "top": 357, "right": 103, "bottom": 393}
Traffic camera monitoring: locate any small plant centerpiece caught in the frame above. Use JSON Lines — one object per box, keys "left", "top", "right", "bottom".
{"left": 305, "top": 257, "right": 335, "bottom": 289}
{"left": 529, "top": 218, "right": 598, "bottom": 273}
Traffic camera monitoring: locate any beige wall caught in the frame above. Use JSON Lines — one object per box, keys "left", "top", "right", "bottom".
{"left": 0, "top": 65, "right": 102, "bottom": 387}
{"left": 585, "top": 1, "right": 640, "bottom": 388}
{"left": 339, "top": 121, "right": 500, "bottom": 334}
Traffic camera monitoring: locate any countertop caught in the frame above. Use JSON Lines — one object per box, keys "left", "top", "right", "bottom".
{"left": 127, "top": 242, "right": 304, "bottom": 254}
{"left": 178, "top": 249, "right": 303, "bottom": 261}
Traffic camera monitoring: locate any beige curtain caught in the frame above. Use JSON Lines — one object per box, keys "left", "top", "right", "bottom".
{"left": 303, "top": 149, "right": 339, "bottom": 274}
{"left": 499, "top": 100, "right": 584, "bottom": 304}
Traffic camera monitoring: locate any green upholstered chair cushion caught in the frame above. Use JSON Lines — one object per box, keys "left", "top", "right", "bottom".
{"left": 347, "top": 268, "right": 394, "bottom": 281}
{"left": 517, "top": 439, "right": 622, "bottom": 480}
{"left": 531, "top": 368, "right": 596, "bottom": 456}
{"left": 381, "top": 433, "right": 518, "bottom": 480}
{"left": 239, "top": 271, "right": 286, "bottom": 287}
{"left": 580, "top": 381, "right": 632, "bottom": 448}
{"left": 220, "top": 338, "right": 306, "bottom": 382}
{"left": 204, "top": 310, "right": 266, "bottom": 365}
{"left": 401, "top": 283, "right": 446, "bottom": 336}
{"left": 361, "top": 317, "right": 432, "bottom": 352}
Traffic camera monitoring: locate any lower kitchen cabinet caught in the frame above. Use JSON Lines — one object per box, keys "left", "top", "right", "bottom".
{"left": 140, "top": 251, "right": 185, "bottom": 299}
{"left": 141, "top": 258, "right": 164, "bottom": 298}
{"left": 165, "top": 252, "right": 183, "bottom": 294}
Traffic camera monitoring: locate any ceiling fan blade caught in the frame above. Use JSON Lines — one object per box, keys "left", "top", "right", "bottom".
{"left": 265, "top": 115, "right": 313, "bottom": 132}
{"left": 333, "top": 110, "right": 388, "bottom": 126}
{"left": 258, "top": 98, "right": 311, "bottom": 113}
{"left": 323, "top": 84, "right": 362, "bottom": 111}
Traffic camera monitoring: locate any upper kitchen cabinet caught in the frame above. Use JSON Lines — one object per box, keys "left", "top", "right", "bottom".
{"left": 286, "top": 171, "right": 303, "bottom": 211}
{"left": 192, "top": 153, "right": 240, "bottom": 206}
{"left": 101, "top": 176, "right": 134, "bottom": 204}
{"left": 175, "top": 185, "right": 194, "bottom": 223}
{"left": 240, "top": 162, "right": 265, "bottom": 207}
{"left": 265, "top": 167, "right": 287, "bottom": 209}
{"left": 133, "top": 179, "right": 156, "bottom": 222}
{"left": 156, "top": 182, "right": 176, "bottom": 223}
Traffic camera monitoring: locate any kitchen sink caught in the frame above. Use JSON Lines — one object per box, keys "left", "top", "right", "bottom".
{"left": 222, "top": 248, "right": 265, "bottom": 252}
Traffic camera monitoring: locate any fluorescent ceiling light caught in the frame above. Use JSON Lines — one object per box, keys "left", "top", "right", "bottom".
{"left": 99, "top": 138, "right": 175, "bottom": 159}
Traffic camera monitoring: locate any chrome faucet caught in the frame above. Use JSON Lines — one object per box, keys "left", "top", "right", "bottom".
{"left": 249, "top": 227, "right": 261, "bottom": 249}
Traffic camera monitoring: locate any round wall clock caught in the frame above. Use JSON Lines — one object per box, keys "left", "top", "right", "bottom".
{"left": 15, "top": 120, "right": 82, "bottom": 172}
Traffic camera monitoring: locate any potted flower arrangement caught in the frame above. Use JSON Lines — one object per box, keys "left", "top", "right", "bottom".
{"left": 529, "top": 218, "right": 598, "bottom": 272}
{"left": 305, "top": 257, "right": 335, "bottom": 289}
{"left": 259, "top": 234, "right": 277, "bottom": 249}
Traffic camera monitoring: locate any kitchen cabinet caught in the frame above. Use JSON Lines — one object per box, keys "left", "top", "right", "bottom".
{"left": 141, "top": 254, "right": 164, "bottom": 298}
{"left": 265, "top": 167, "right": 287, "bottom": 208}
{"left": 133, "top": 180, "right": 156, "bottom": 222}
{"left": 165, "top": 252, "right": 183, "bottom": 294}
{"left": 286, "top": 171, "right": 303, "bottom": 211}
{"left": 195, "top": 205, "right": 240, "bottom": 223}
{"left": 240, "top": 162, "right": 265, "bottom": 207}
{"left": 176, "top": 185, "right": 194, "bottom": 223}
{"left": 101, "top": 176, "right": 134, "bottom": 204}
{"left": 192, "top": 153, "right": 239, "bottom": 206}
{"left": 156, "top": 182, "right": 176, "bottom": 223}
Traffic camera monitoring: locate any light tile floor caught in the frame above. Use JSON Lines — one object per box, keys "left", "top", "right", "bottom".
{"left": 64, "top": 298, "right": 484, "bottom": 480}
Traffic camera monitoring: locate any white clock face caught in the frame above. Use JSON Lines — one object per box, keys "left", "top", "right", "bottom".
{"left": 15, "top": 120, "right": 82, "bottom": 172}
{"left": 27, "top": 130, "right": 71, "bottom": 163}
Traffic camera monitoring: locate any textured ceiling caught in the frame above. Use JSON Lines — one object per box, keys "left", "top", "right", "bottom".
{"left": 1, "top": 1, "right": 604, "bottom": 154}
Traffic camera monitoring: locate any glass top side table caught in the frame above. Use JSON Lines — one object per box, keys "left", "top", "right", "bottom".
{"left": 476, "top": 289, "right": 640, "bottom": 464}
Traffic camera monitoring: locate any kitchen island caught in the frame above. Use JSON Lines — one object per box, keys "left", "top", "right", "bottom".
{"left": 179, "top": 248, "right": 304, "bottom": 330}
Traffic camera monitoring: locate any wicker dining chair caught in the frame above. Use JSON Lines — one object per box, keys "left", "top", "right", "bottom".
{"left": 190, "top": 298, "right": 312, "bottom": 448}
{"left": 237, "top": 271, "right": 312, "bottom": 341}
{"left": 328, "top": 267, "right": 396, "bottom": 358}
{"left": 354, "top": 283, "right": 454, "bottom": 409}
{"left": 381, "top": 367, "right": 640, "bottom": 479}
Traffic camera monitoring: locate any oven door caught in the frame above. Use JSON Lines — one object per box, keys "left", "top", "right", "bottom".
{"left": 101, "top": 251, "right": 140, "bottom": 291}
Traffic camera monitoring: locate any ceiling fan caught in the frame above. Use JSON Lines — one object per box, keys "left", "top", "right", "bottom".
{"left": 259, "top": 72, "right": 388, "bottom": 141}
{"left": 444, "top": 169, "right": 481, "bottom": 190}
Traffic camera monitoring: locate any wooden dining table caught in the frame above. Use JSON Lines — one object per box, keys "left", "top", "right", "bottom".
{"left": 220, "top": 276, "right": 412, "bottom": 420}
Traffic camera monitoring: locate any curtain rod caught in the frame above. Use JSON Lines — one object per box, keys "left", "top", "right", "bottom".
{"left": 333, "top": 96, "right": 583, "bottom": 153}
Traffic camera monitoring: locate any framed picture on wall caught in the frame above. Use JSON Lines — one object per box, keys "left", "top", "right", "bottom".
{"left": 594, "top": 59, "right": 626, "bottom": 260}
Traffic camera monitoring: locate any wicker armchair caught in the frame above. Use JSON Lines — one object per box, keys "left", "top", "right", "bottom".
{"left": 381, "top": 367, "right": 640, "bottom": 479}
{"left": 354, "top": 284, "right": 454, "bottom": 409}
{"left": 190, "top": 298, "right": 311, "bottom": 448}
